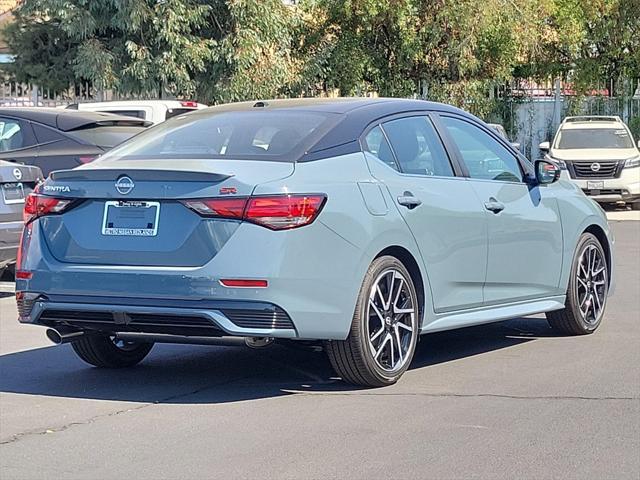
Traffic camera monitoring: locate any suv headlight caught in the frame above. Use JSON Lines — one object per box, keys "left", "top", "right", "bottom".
{"left": 545, "top": 154, "right": 566, "bottom": 170}
{"left": 624, "top": 156, "right": 640, "bottom": 168}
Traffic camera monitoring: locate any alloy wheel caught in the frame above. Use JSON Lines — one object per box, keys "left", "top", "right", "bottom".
{"left": 366, "top": 268, "right": 417, "bottom": 373}
{"left": 575, "top": 244, "right": 608, "bottom": 325}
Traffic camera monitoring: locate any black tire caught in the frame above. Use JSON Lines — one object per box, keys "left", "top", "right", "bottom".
{"left": 71, "top": 335, "right": 154, "bottom": 368}
{"left": 631, "top": 201, "right": 640, "bottom": 211}
{"left": 546, "top": 233, "right": 609, "bottom": 335}
{"left": 325, "top": 256, "right": 420, "bottom": 387}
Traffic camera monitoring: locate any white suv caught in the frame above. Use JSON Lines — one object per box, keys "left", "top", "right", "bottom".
{"left": 540, "top": 116, "right": 640, "bottom": 209}
{"left": 67, "top": 100, "right": 208, "bottom": 125}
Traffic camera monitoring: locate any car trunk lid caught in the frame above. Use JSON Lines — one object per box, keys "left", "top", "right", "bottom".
{"left": 38, "top": 160, "right": 294, "bottom": 267}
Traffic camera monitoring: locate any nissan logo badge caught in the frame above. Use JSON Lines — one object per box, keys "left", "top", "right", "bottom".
{"left": 115, "top": 175, "right": 135, "bottom": 195}
{"left": 13, "top": 168, "right": 22, "bottom": 180}
{"left": 590, "top": 162, "right": 601, "bottom": 172}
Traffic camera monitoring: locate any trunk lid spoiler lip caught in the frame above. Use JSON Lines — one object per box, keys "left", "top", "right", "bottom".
{"left": 48, "top": 169, "right": 233, "bottom": 183}
{"left": 0, "top": 163, "right": 43, "bottom": 183}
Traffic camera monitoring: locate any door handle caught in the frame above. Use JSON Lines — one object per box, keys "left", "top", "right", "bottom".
{"left": 397, "top": 191, "right": 422, "bottom": 209}
{"left": 484, "top": 198, "right": 505, "bottom": 214}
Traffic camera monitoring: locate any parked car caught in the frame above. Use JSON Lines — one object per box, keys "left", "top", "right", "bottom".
{"left": 540, "top": 115, "right": 640, "bottom": 209}
{"left": 0, "top": 108, "right": 150, "bottom": 176}
{"left": 487, "top": 123, "right": 521, "bottom": 151}
{"left": 67, "top": 100, "right": 208, "bottom": 125}
{"left": 15, "top": 98, "right": 613, "bottom": 387}
{"left": 0, "top": 160, "right": 42, "bottom": 274}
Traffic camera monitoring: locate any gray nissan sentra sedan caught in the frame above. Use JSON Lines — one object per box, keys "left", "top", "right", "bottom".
{"left": 15, "top": 98, "right": 614, "bottom": 387}
{"left": 0, "top": 160, "right": 42, "bottom": 274}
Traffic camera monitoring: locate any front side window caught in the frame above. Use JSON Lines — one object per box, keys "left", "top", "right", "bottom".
{"left": 0, "top": 118, "right": 25, "bottom": 152}
{"left": 441, "top": 116, "right": 523, "bottom": 182}
{"left": 382, "top": 116, "right": 454, "bottom": 177}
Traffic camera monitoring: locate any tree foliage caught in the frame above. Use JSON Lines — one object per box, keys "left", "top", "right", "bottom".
{"left": 1, "top": 0, "right": 638, "bottom": 103}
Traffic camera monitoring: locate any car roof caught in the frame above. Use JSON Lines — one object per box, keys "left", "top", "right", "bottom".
{"left": 0, "top": 107, "right": 151, "bottom": 130}
{"left": 190, "top": 97, "right": 472, "bottom": 157}
{"left": 72, "top": 100, "right": 206, "bottom": 109}
{"left": 199, "top": 97, "right": 463, "bottom": 115}
{"left": 560, "top": 115, "right": 626, "bottom": 129}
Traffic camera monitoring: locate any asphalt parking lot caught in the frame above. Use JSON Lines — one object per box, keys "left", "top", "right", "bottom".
{"left": 0, "top": 214, "right": 638, "bottom": 479}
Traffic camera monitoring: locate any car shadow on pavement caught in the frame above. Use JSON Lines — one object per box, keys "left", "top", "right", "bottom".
{"left": 0, "top": 317, "right": 557, "bottom": 404}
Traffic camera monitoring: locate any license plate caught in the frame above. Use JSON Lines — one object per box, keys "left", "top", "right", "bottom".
{"left": 102, "top": 201, "right": 160, "bottom": 236}
{"left": 587, "top": 181, "right": 604, "bottom": 190}
{"left": 1, "top": 183, "right": 25, "bottom": 204}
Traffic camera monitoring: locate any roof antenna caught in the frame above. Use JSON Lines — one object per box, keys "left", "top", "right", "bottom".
{"left": 253, "top": 101, "right": 268, "bottom": 108}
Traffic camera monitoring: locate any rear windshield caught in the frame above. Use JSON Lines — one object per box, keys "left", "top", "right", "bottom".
{"left": 98, "top": 110, "right": 337, "bottom": 162}
{"left": 556, "top": 128, "right": 634, "bottom": 149}
{"left": 68, "top": 126, "right": 147, "bottom": 148}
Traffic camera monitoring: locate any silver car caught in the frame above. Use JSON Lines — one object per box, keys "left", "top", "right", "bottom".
{"left": 0, "top": 160, "right": 43, "bottom": 273}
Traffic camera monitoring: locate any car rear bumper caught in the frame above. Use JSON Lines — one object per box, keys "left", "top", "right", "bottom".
{"left": 16, "top": 219, "right": 367, "bottom": 340}
{"left": 18, "top": 294, "right": 298, "bottom": 339}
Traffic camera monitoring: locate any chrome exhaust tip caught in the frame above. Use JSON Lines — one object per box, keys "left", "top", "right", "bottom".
{"left": 46, "top": 327, "right": 85, "bottom": 345}
{"left": 244, "top": 337, "right": 275, "bottom": 349}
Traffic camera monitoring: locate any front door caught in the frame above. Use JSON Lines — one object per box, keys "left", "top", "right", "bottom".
{"left": 438, "top": 115, "right": 563, "bottom": 305}
{"left": 363, "top": 116, "right": 488, "bottom": 314}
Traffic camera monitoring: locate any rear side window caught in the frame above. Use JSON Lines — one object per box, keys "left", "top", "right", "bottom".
{"left": 0, "top": 117, "right": 26, "bottom": 152}
{"left": 67, "top": 126, "right": 147, "bottom": 148}
{"left": 383, "top": 116, "right": 454, "bottom": 177}
{"left": 32, "top": 124, "right": 67, "bottom": 144}
{"left": 99, "top": 111, "right": 337, "bottom": 162}
{"left": 363, "top": 126, "right": 398, "bottom": 170}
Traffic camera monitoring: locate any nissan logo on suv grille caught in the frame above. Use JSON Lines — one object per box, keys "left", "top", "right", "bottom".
{"left": 590, "top": 162, "right": 601, "bottom": 172}
{"left": 115, "top": 176, "right": 135, "bottom": 195}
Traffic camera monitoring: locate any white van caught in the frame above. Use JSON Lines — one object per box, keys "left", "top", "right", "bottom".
{"left": 67, "top": 100, "right": 208, "bottom": 125}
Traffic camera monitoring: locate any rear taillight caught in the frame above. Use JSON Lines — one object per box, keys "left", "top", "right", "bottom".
{"left": 15, "top": 222, "right": 32, "bottom": 280}
{"left": 180, "top": 101, "right": 198, "bottom": 108}
{"left": 23, "top": 194, "right": 74, "bottom": 224}
{"left": 183, "top": 198, "right": 247, "bottom": 219}
{"left": 181, "top": 194, "right": 326, "bottom": 230}
{"left": 245, "top": 195, "right": 326, "bottom": 230}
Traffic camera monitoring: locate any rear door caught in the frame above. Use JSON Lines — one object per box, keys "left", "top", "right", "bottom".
{"left": 363, "top": 115, "right": 487, "bottom": 313}
{"left": 438, "top": 114, "right": 563, "bottom": 305}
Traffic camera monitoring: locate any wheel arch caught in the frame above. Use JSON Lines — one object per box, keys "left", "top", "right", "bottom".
{"left": 375, "top": 245, "right": 426, "bottom": 328}
{"left": 583, "top": 224, "right": 612, "bottom": 287}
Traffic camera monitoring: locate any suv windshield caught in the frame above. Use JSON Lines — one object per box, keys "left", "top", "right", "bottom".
{"left": 556, "top": 127, "right": 634, "bottom": 149}
{"left": 99, "top": 110, "right": 337, "bottom": 162}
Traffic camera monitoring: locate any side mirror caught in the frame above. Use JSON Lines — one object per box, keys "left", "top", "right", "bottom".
{"left": 534, "top": 159, "right": 560, "bottom": 185}
{"left": 637, "top": 140, "right": 640, "bottom": 148}
{"left": 539, "top": 141, "right": 550, "bottom": 153}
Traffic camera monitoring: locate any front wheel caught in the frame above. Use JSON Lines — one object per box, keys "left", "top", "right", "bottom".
{"left": 72, "top": 335, "right": 154, "bottom": 368}
{"left": 326, "top": 256, "right": 419, "bottom": 387}
{"left": 546, "top": 233, "right": 609, "bottom": 335}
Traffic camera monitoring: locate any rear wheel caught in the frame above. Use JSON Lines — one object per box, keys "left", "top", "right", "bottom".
{"left": 71, "top": 335, "right": 154, "bottom": 368}
{"left": 546, "top": 233, "right": 608, "bottom": 335}
{"left": 326, "top": 256, "right": 419, "bottom": 387}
